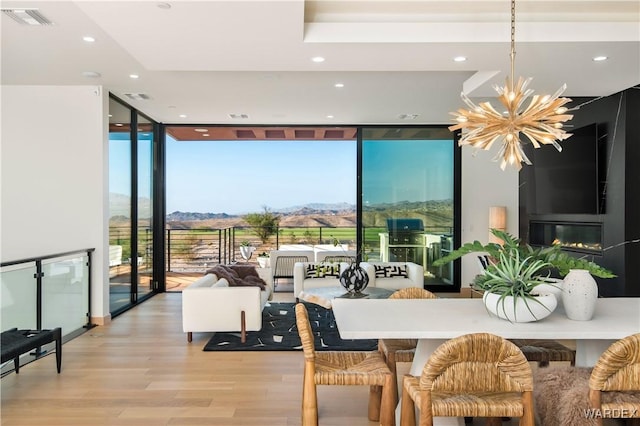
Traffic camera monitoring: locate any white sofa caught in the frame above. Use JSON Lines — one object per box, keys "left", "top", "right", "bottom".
{"left": 181, "top": 272, "right": 271, "bottom": 343}
{"left": 360, "top": 261, "right": 424, "bottom": 290}
{"left": 293, "top": 261, "right": 350, "bottom": 300}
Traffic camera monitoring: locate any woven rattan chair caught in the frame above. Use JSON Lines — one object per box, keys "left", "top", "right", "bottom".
{"left": 400, "top": 332, "right": 535, "bottom": 426}
{"left": 589, "top": 333, "right": 640, "bottom": 425}
{"left": 295, "top": 303, "right": 395, "bottom": 426}
{"left": 378, "top": 288, "right": 438, "bottom": 404}
{"left": 534, "top": 333, "right": 640, "bottom": 426}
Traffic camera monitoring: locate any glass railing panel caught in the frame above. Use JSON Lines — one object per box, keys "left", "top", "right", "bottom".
{"left": 0, "top": 262, "right": 38, "bottom": 329}
{"left": 41, "top": 254, "right": 90, "bottom": 335}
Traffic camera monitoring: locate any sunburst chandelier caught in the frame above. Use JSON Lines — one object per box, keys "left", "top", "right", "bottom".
{"left": 449, "top": 0, "right": 574, "bottom": 171}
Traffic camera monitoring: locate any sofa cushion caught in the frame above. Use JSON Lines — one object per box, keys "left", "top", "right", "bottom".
{"left": 305, "top": 263, "right": 341, "bottom": 278}
{"left": 374, "top": 264, "right": 409, "bottom": 278}
{"left": 212, "top": 278, "right": 229, "bottom": 288}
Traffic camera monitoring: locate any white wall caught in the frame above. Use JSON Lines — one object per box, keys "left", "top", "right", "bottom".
{"left": 1, "top": 85, "right": 109, "bottom": 319}
{"left": 460, "top": 147, "right": 519, "bottom": 286}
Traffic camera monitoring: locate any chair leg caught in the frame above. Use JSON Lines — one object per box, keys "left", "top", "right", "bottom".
{"left": 386, "top": 350, "right": 400, "bottom": 405}
{"left": 187, "top": 332, "right": 192, "bottom": 343}
{"left": 378, "top": 374, "right": 396, "bottom": 426}
{"left": 485, "top": 418, "right": 502, "bottom": 426}
{"left": 400, "top": 376, "right": 416, "bottom": 426}
{"left": 301, "top": 363, "right": 318, "bottom": 426}
{"left": 520, "top": 390, "right": 535, "bottom": 426}
{"left": 368, "top": 385, "right": 382, "bottom": 421}
{"left": 53, "top": 327, "right": 62, "bottom": 373}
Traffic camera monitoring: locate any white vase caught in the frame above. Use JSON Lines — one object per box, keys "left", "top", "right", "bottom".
{"left": 562, "top": 269, "right": 598, "bottom": 321}
{"left": 483, "top": 292, "right": 557, "bottom": 323}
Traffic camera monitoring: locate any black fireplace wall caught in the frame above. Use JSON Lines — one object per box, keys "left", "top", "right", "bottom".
{"left": 519, "top": 85, "right": 640, "bottom": 297}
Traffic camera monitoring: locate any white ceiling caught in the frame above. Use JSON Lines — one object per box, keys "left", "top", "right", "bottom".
{"left": 2, "top": 0, "right": 639, "bottom": 125}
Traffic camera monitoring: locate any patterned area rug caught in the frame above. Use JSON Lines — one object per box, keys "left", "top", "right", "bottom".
{"left": 202, "top": 302, "right": 378, "bottom": 351}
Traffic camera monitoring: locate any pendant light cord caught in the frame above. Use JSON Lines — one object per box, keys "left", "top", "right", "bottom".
{"left": 510, "top": 0, "right": 516, "bottom": 91}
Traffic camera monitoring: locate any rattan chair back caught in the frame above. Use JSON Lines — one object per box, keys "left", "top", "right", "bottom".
{"left": 389, "top": 287, "right": 437, "bottom": 300}
{"left": 421, "top": 332, "right": 533, "bottom": 394}
{"left": 295, "top": 303, "right": 316, "bottom": 361}
{"left": 590, "top": 333, "right": 640, "bottom": 392}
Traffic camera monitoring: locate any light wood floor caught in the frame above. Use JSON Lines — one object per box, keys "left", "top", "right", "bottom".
{"left": 1, "top": 291, "right": 384, "bottom": 426}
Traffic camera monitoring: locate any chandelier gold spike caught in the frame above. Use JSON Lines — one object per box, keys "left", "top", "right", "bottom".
{"left": 449, "top": 0, "right": 573, "bottom": 171}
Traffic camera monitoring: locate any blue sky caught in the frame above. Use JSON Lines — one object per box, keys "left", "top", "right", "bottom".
{"left": 362, "top": 139, "right": 454, "bottom": 205}
{"left": 165, "top": 137, "right": 357, "bottom": 214}
{"left": 110, "top": 134, "right": 454, "bottom": 215}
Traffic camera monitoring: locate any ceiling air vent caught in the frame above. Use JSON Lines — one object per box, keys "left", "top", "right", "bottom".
{"left": 2, "top": 8, "right": 53, "bottom": 25}
{"left": 229, "top": 113, "right": 249, "bottom": 119}
{"left": 398, "top": 114, "right": 419, "bottom": 120}
{"left": 123, "top": 93, "right": 151, "bottom": 101}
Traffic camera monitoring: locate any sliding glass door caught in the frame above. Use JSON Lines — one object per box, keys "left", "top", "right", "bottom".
{"left": 108, "top": 96, "right": 158, "bottom": 314}
{"left": 360, "top": 127, "right": 460, "bottom": 291}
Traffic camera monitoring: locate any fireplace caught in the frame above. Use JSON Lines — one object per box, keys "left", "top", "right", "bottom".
{"left": 529, "top": 221, "right": 603, "bottom": 255}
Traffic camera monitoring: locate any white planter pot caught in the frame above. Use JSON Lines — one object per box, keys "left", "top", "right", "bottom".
{"left": 483, "top": 292, "right": 557, "bottom": 323}
{"left": 531, "top": 278, "right": 564, "bottom": 308}
{"left": 561, "top": 269, "right": 598, "bottom": 321}
{"left": 257, "top": 257, "right": 270, "bottom": 268}
{"left": 239, "top": 246, "right": 255, "bottom": 260}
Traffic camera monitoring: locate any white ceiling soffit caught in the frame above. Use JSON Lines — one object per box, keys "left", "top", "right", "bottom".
{"left": 1, "top": 0, "right": 639, "bottom": 125}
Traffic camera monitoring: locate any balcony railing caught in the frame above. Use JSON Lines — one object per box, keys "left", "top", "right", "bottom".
{"left": 108, "top": 225, "right": 358, "bottom": 273}
{"left": 1, "top": 248, "right": 95, "bottom": 340}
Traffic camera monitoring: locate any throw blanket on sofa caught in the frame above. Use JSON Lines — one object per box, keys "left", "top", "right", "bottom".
{"left": 205, "top": 264, "right": 267, "bottom": 290}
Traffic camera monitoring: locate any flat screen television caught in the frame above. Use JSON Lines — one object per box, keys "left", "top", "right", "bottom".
{"left": 529, "top": 123, "right": 601, "bottom": 214}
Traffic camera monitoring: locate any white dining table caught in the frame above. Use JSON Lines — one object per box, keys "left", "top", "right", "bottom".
{"left": 331, "top": 297, "right": 640, "bottom": 425}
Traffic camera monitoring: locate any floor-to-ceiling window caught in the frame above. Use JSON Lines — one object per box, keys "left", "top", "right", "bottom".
{"left": 108, "top": 96, "right": 158, "bottom": 314}
{"left": 360, "top": 127, "right": 460, "bottom": 291}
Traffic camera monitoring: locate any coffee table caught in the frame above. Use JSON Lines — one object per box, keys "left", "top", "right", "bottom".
{"left": 298, "top": 286, "right": 394, "bottom": 308}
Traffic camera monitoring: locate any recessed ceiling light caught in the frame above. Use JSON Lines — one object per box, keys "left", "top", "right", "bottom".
{"left": 453, "top": 56, "right": 467, "bottom": 62}
{"left": 194, "top": 128, "right": 208, "bottom": 133}
{"left": 593, "top": 56, "right": 608, "bottom": 62}
{"left": 157, "top": 2, "right": 171, "bottom": 9}
{"left": 203, "top": 134, "right": 210, "bottom": 137}
{"left": 129, "top": 74, "right": 139, "bottom": 79}
{"left": 81, "top": 71, "right": 101, "bottom": 78}
{"left": 312, "top": 56, "right": 325, "bottom": 63}
{"left": 326, "top": 115, "right": 334, "bottom": 119}
{"left": 334, "top": 83, "right": 344, "bottom": 88}
{"left": 108, "top": 114, "right": 113, "bottom": 117}
{"left": 83, "top": 36, "right": 95, "bottom": 43}
{"left": 115, "top": 123, "right": 124, "bottom": 127}
{"left": 179, "top": 114, "right": 187, "bottom": 118}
